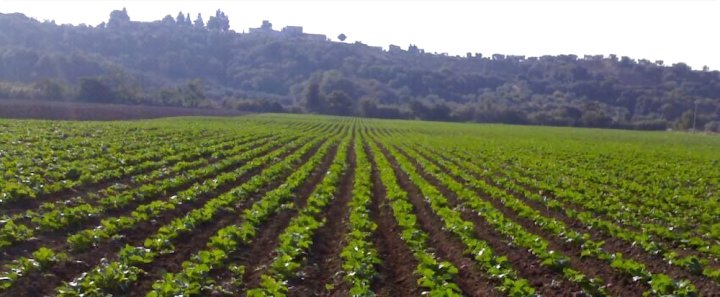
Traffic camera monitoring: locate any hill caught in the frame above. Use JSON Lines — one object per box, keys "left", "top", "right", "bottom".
{"left": 1, "top": 9, "right": 719, "bottom": 130}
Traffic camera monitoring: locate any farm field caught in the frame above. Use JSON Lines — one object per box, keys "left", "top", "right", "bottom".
{"left": 1, "top": 114, "right": 719, "bottom": 297}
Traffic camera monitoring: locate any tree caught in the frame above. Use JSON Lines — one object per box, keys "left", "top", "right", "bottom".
{"left": 182, "top": 79, "right": 206, "bottom": 107}
{"left": 194, "top": 13, "right": 204, "bottom": 28}
{"left": 207, "top": 9, "right": 230, "bottom": 31}
{"left": 77, "top": 77, "right": 115, "bottom": 103}
{"left": 34, "top": 79, "right": 66, "bottom": 100}
{"left": 326, "top": 90, "right": 353, "bottom": 115}
{"left": 674, "top": 110, "right": 695, "bottom": 130}
{"left": 108, "top": 7, "right": 130, "bottom": 28}
{"left": 408, "top": 44, "right": 420, "bottom": 54}
{"left": 580, "top": 109, "right": 612, "bottom": 127}
{"left": 337, "top": 33, "right": 347, "bottom": 42}
{"left": 705, "top": 121, "right": 720, "bottom": 132}
{"left": 261, "top": 20, "right": 272, "bottom": 30}
{"left": 359, "top": 97, "right": 378, "bottom": 116}
{"left": 303, "top": 82, "right": 323, "bottom": 113}
{"left": 176, "top": 12, "right": 185, "bottom": 25}
{"left": 161, "top": 15, "right": 176, "bottom": 25}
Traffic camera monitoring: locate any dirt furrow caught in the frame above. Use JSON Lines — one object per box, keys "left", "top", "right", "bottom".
{"left": 365, "top": 144, "right": 421, "bottom": 297}
{"left": 1, "top": 134, "right": 265, "bottom": 217}
{"left": 407, "top": 147, "right": 648, "bottom": 296}
{"left": 377, "top": 143, "right": 505, "bottom": 297}
{"left": 0, "top": 136, "right": 284, "bottom": 264}
{"left": 127, "top": 140, "right": 336, "bottom": 296}
{"left": 491, "top": 156, "right": 719, "bottom": 260}
{"left": 209, "top": 145, "right": 341, "bottom": 294}
{"left": 1, "top": 139, "right": 318, "bottom": 297}
{"left": 394, "top": 146, "right": 597, "bottom": 296}
{"left": 432, "top": 151, "right": 720, "bottom": 295}
{"left": 286, "top": 138, "right": 356, "bottom": 297}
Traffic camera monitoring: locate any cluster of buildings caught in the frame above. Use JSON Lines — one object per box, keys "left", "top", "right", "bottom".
{"left": 247, "top": 20, "right": 327, "bottom": 42}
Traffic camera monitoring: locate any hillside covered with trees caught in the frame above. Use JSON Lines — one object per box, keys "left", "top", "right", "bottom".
{"left": 1, "top": 9, "right": 719, "bottom": 131}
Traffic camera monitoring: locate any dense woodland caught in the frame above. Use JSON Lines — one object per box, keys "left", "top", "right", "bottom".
{"left": 1, "top": 9, "right": 719, "bottom": 130}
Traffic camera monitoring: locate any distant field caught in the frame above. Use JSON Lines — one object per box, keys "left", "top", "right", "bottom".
{"left": 1, "top": 114, "right": 719, "bottom": 297}
{"left": 0, "top": 99, "right": 245, "bottom": 120}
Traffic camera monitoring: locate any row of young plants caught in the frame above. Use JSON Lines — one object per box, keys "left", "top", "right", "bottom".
{"left": 1, "top": 118, "right": 321, "bottom": 208}
{"left": 0, "top": 133, "right": 270, "bottom": 248}
{"left": 453, "top": 149, "right": 720, "bottom": 284}
{"left": 54, "top": 134, "right": 333, "bottom": 296}
{"left": 144, "top": 133, "right": 344, "bottom": 297}
{"left": 378, "top": 140, "right": 538, "bottom": 296}
{"left": 406, "top": 142, "right": 699, "bottom": 296}
{"left": 0, "top": 122, "right": 183, "bottom": 181}
{"left": 542, "top": 145, "right": 717, "bottom": 211}
{"left": 487, "top": 145, "right": 720, "bottom": 250}
{"left": 531, "top": 159, "right": 720, "bottom": 257}
{"left": 551, "top": 153, "right": 713, "bottom": 234}
{"left": 66, "top": 133, "right": 311, "bottom": 251}
{"left": 0, "top": 119, "right": 180, "bottom": 158}
{"left": 496, "top": 161, "right": 720, "bottom": 283}
{"left": 246, "top": 134, "right": 351, "bottom": 296}
{"left": 1, "top": 133, "right": 248, "bottom": 250}
{"left": 365, "top": 139, "right": 463, "bottom": 296}
{"left": 0, "top": 128, "right": 222, "bottom": 204}
{"left": 382, "top": 138, "right": 610, "bottom": 296}
{"left": 510, "top": 153, "right": 713, "bottom": 241}
{"left": 0, "top": 133, "right": 312, "bottom": 293}
{"left": 339, "top": 135, "right": 381, "bottom": 297}
{"left": 63, "top": 122, "right": 339, "bottom": 252}
{"left": 439, "top": 141, "right": 720, "bottom": 273}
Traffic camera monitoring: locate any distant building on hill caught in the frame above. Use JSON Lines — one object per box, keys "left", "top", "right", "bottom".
{"left": 281, "top": 26, "right": 303, "bottom": 35}
{"left": 248, "top": 20, "right": 327, "bottom": 41}
{"left": 304, "top": 33, "right": 328, "bottom": 42}
{"left": 249, "top": 20, "right": 276, "bottom": 34}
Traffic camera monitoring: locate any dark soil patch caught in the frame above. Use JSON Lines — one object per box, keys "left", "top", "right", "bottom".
{"left": 286, "top": 136, "right": 356, "bottom": 297}
{"left": 436, "top": 150, "right": 720, "bottom": 295}
{"left": 128, "top": 141, "right": 336, "bottom": 297}
{"left": 410, "top": 146, "right": 649, "bottom": 296}
{"left": 0, "top": 136, "right": 281, "bottom": 265}
{"left": 1, "top": 138, "right": 317, "bottom": 297}
{"left": 0, "top": 99, "right": 246, "bottom": 121}
{"left": 376, "top": 142, "right": 504, "bottom": 297}
{"left": 365, "top": 143, "right": 421, "bottom": 297}
{"left": 1, "top": 134, "right": 265, "bottom": 218}
{"left": 209, "top": 144, "right": 341, "bottom": 293}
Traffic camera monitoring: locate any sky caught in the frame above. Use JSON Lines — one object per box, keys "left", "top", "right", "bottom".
{"left": 1, "top": 0, "right": 718, "bottom": 70}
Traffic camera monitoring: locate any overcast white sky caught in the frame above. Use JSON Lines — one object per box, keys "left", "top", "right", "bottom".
{"left": 1, "top": 0, "right": 718, "bottom": 70}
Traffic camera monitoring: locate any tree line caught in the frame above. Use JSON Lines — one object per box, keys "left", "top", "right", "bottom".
{"left": 0, "top": 9, "right": 719, "bottom": 131}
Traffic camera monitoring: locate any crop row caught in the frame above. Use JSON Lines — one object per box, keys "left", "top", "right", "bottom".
{"left": 0, "top": 123, "right": 339, "bottom": 292}
{"left": 145, "top": 131, "right": 345, "bottom": 296}
{"left": 54, "top": 132, "right": 333, "bottom": 296}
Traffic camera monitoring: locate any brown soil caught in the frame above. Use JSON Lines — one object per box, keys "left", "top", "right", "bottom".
{"left": 0, "top": 99, "right": 246, "bottom": 121}
{"left": 410, "top": 147, "right": 651, "bottom": 296}
{"left": 450, "top": 153, "right": 720, "bottom": 295}
{"left": 0, "top": 138, "right": 319, "bottom": 297}
{"left": 376, "top": 142, "right": 506, "bottom": 297}
{"left": 499, "top": 157, "right": 720, "bottom": 262}
{"left": 365, "top": 143, "right": 422, "bottom": 297}
{"left": 208, "top": 144, "right": 341, "bottom": 294}
{"left": 394, "top": 146, "right": 598, "bottom": 296}
{"left": 1, "top": 134, "right": 266, "bottom": 218}
{"left": 0, "top": 136, "right": 282, "bottom": 265}
{"left": 285, "top": 137, "right": 356, "bottom": 296}
{"left": 128, "top": 141, "right": 337, "bottom": 296}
